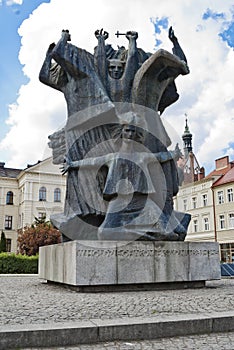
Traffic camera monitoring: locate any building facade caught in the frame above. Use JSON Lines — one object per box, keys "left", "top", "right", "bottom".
{"left": 174, "top": 120, "right": 234, "bottom": 262}
{"left": 174, "top": 177, "right": 216, "bottom": 242}
{"left": 212, "top": 165, "right": 234, "bottom": 262}
{"left": 0, "top": 158, "right": 66, "bottom": 252}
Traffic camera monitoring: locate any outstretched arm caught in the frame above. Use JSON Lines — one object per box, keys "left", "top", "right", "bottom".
{"left": 156, "top": 143, "right": 183, "bottom": 163}
{"left": 146, "top": 144, "right": 183, "bottom": 164}
{"left": 169, "top": 26, "right": 187, "bottom": 64}
{"left": 94, "top": 28, "right": 109, "bottom": 87}
{"left": 61, "top": 153, "right": 114, "bottom": 174}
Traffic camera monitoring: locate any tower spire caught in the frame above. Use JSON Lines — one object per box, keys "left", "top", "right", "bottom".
{"left": 182, "top": 114, "right": 192, "bottom": 156}
{"left": 180, "top": 114, "right": 204, "bottom": 184}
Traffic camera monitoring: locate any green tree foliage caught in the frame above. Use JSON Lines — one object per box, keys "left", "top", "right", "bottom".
{"left": 0, "top": 231, "right": 7, "bottom": 253}
{"left": 17, "top": 220, "right": 61, "bottom": 256}
{"left": 33, "top": 214, "right": 49, "bottom": 226}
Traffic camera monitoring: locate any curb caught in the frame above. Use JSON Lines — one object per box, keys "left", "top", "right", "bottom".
{"left": 1, "top": 311, "right": 234, "bottom": 349}
{"left": 0, "top": 274, "right": 38, "bottom": 277}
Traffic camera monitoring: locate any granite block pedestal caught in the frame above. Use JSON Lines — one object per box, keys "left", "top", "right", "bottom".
{"left": 39, "top": 241, "right": 221, "bottom": 291}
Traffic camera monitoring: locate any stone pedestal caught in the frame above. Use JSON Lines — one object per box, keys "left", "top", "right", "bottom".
{"left": 39, "top": 241, "right": 221, "bottom": 289}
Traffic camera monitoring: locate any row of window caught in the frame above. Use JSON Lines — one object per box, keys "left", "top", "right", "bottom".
{"left": 192, "top": 217, "right": 210, "bottom": 232}
{"left": 192, "top": 213, "right": 234, "bottom": 233}
{"left": 219, "top": 213, "right": 234, "bottom": 230}
{"left": 39, "top": 187, "right": 61, "bottom": 202}
{"left": 183, "top": 188, "right": 234, "bottom": 210}
{"left": 4, "top": 188, "right": 62, "bottom": 205}
{"left": 217, "top": 188, "right": 233, "bottom": 204}
{"left": 183, "top": 193, "right": 208, "bottom": 211}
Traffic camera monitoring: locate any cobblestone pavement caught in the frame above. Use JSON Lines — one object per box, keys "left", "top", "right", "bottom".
{"left": 23, "top": 332, "right": 234, "bottom": 350}
{"left": 2, "top": 276, "right": 234, "bottom": 349}
{"left": 0, "top": 276, "right": 234, "bottom": 326}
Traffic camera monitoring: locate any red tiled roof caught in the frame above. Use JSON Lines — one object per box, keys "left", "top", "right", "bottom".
{"left": 212, "top": 166, "right": 234, "bottom": 187}
{"left": 206, "top": 166, "right": 231, "bottom": 179}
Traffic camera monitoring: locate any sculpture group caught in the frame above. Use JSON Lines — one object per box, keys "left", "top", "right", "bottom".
{"left": 39, "top": 26, "right": 191, "bottom": 242}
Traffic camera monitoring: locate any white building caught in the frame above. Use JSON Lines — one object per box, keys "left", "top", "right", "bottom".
{"left": 211, "top": 164, "right": 234, "bottom": 262}
{"left": 174, "top": 176, "right": 216, "bottom": 242}
{"left": 0, "top": 158, "right": 66, "bottom": 252}
{"left": 174, "top": 119, "right": 234, "bottom": 262}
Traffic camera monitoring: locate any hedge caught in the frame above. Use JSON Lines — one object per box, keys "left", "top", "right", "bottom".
{"left": 0, "top": 253, "right": 38, "bottom": 274}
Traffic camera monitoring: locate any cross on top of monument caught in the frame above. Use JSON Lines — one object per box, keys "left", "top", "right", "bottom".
{"left": 115, "top": 30, "right": 126, "bottom": 38}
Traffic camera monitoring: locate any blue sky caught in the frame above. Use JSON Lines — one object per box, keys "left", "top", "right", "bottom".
{"left": 0, "top": 0, "right": 234, "bottom": 175}
{"left": 0, "top": 1, "right": 49, "bottom": 139}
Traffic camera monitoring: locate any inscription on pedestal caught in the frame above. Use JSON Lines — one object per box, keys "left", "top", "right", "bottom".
{"left": 76, "top": 249, "right": 115, "bottom": 257}
{"left": 39, "top": 241, "right": 221, "bottom": 286}
{"left": 75, "top": 247, "right": 219, "bottom": 258}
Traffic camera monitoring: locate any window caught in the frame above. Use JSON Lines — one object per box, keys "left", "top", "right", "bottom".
{"left": 192, "top": 197, "right": 197, "bottom": 209}
{"left": 5, "top": 216, "right": 13, "bottom": 230}
{"left": 229, "top": 213, "right": 234, "bottom": 228}
{"left": 220, "top": 243, "right": 234, "bottom": 263}
{"left": 203, "top": 217, "right": 210, "bottom": 231}
{"left": 219, "top": 215, "right": 225, "bottom": 229}
{"left": 217, "top": 191, "right": 224, "bottom": 204}
{"left": 183, "top": 199, "right": 187, "bottom": 211}
{"left": 54, "top": 188, "right": 61, "bottom": 202}
{"left": 6, "top": 239, "right": 11, "bottom": 253}
{"left": 202, "top": 194, "right": 208, "bottom": 207}
{"left": 39, "top": 187, "right": 46, "bottom": 201}
{"left": 6, "top": 191, "right": 13, "bottom": 205}
{"left": 193, "top": 219, "right": 198, "bottom": 232}
{"left": 227, "top": 188, "right": 233, "bottom": 202}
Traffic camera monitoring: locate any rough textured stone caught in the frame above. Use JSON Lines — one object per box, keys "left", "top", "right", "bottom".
{"left": 39, "top": 241, "right": 221, "bottom": 286}
{"left": 39, "top": 27, "right": 190, "bottom": 242}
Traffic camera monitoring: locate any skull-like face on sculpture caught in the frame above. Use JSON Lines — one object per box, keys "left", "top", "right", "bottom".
{"left": 108, "top": 59, "right": 125, "bottom": 79}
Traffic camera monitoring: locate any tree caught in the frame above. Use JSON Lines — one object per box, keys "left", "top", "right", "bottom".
{"left": 33, "top": 214, "right": 49, "bottom": 226}
{"left": 0, "top": 231, "right": 7, "bottom": 253}
{"left": 17, "top": 220, "right": 61, "bottom": 256}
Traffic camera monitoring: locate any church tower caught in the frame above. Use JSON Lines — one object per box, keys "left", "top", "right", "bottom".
{"left": 182, "top": 118, "right": 193, "bottom": 156}
{"left": 180, "top": 117, "right": 205, "bottom": 184}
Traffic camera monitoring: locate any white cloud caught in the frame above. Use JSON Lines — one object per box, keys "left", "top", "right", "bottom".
{"left": 6, "top": 0, "right": 23, "bottom": 5}
{"left": 1, "top": 0, "right": 234, "bottom": 174}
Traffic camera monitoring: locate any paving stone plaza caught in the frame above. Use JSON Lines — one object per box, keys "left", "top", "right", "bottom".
{"left": 1, "top": 275, "right": 234, "bottom": 349}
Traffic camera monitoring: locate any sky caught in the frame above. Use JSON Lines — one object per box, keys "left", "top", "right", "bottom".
{"left": 0, "top": 0, "right": 234, "bottom": 175}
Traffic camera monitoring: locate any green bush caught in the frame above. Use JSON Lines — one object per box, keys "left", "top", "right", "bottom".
{"left": 0, "top": 253, "right": 38, "bottom": 274}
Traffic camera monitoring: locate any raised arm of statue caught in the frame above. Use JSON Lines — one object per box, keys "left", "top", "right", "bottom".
{"left": 168, "top": 26, "right": 187, "bottom": 64}
{"left": 124, "top": 31, "right": 139, "bottom": 81}
{"left": 51, "top": 30, "right": 89, "bottom": 79}
{"left": 94, "top": 28, "right": 109, "bottom": 87}
{"left": 39, "top": 43, "right": 66, "bottom": 91}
